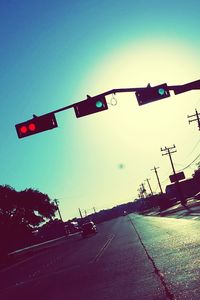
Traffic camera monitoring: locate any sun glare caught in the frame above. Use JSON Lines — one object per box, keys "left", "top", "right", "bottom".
{"left": 87, "top": 39, "right": 200, "bottom": 91}
{"left": 81, "top": 38, "right": 200, "bottom": 132}
{"left": 76, "top": 38, "right": 200, "bottom": 202}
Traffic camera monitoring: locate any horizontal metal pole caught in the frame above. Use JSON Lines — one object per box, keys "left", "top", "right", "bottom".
{"left": 34, "top": 80, "right": 200, "bottom": 118}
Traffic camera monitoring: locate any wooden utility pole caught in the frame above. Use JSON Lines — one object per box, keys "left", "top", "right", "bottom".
{"left": 140, "top": 183, "right": 147, "bottom": 198}
{"left": 137, "top": 187, "right": 142, "bottom": 198}
{"left": 78, "top": 208, "right": 83, "bottom": 218}
{"left": 161, "top": 145, "right": 177, "bottom": 176}
{"left": 145, "top": 178, "right": 153, "bottom": 195}
{"left": 188, "top": 109, "right": 200, "bottom": 130}
{"left": 151, "top": 166, "right": 163, "bottom": 194}
{"left": 161, "top": 145, "right": 187, "bottom": 207}
{"left": 54, "top": 199, "right": 63, "bottom": 222}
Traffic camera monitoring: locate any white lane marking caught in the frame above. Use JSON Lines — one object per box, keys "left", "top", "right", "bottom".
{"left": 90, "top": 234, "right": 115, "bottom": 263}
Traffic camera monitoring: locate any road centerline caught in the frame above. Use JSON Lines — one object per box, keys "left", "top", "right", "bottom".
{"left": 90, "top": 234, "right": 115, "bottom": 263}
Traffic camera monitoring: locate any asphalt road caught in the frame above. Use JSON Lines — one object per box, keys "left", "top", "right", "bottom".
{"left": 1, "top": 214, "right": 200, "bottom": 299}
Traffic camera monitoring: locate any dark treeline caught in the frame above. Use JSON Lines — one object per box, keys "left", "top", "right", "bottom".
{"left": 74, "top": 201, "right": 139, "bottom": 226}
{"left": 0, "top": 185, "right": 57, "bottom": 261}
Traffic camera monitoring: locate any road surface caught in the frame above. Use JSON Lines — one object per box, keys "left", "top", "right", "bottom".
{"left": 1, "top": 214, "right": 200, "bottom": 299}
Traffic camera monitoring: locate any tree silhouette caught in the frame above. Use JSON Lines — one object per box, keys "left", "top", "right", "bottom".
{"left": 16, "top": 188, "right": 57, "bottom": 227}
{"left": 0, "top": 185, "right": 57, "bottom": 259}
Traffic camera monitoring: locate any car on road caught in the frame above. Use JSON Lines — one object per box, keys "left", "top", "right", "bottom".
{"left": 81, "top": 221, "right": 97, "bottom": 238}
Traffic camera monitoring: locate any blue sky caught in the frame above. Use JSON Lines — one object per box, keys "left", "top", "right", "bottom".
{"left": 1, "top": 0, "right": 200, "bottom": 220}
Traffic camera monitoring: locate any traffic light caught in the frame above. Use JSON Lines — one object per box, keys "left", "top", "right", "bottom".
{"left": 15, "top": 113, "right": 58, "bottom": 139}
{"left": 136, "top": 83, "right": 170, "bottom": 105}
{"left": 74, "top": 95, "right": 108, "bottom": 118}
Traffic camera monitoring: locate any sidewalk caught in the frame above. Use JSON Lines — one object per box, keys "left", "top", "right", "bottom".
{"left": 143, "top": 198, "right": 200, "bottom": 219}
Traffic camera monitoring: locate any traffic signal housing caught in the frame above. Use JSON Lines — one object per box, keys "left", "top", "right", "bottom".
{"left": 136, "top": 83, "right": 170, "bottom": 105}
{"left": 74, "top": 95, "right": 108, "bottom": 118}
{"left": 15, "top": 113, "right": 58, "bottom": 139}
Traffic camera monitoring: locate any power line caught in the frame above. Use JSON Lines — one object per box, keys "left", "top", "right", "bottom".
{"left": 177, "top": 152, "right": 200, "bottom": 171}
{"left": 171, "top": 136, "right": 200, "bottom": 172}
{"left": 185, "top": 138, "right": 200, "bottom": 159}
{"left": 161, "top": 176, "right": 170, "bottom": 184}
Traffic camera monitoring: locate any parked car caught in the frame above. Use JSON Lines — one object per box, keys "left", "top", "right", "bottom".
{"left": 64, "top": 221, "right": 80, "bottom": 235}
{"left": 81, "top": 221, "right": 97, "bottom": 238}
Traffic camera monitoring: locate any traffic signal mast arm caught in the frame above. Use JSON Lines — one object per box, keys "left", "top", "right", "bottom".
{"left": 15, "top": 79, "right": 200, "bottom": 138}
{"left": 19, "top": 79, "right": 200, "bottom": 117}
{"left": 45, "top": 78, "right": 200, "bottom": 116}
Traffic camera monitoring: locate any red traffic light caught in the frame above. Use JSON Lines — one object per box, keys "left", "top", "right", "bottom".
{"left": 15, "top": 114, "right": 58, "bottom": 139}
{"left": 19, "top": 123, "right": 36, "bottom": 134}
{"left": 20, "top": 126, "right": 28, "bottom": 134}
{"left": 28, "top": 123, "right": 36, "bottom": 131}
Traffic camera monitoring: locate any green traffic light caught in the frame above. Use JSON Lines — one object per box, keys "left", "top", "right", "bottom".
{"left": 95, "top": 100, "right": 103, "bottom": 108}
{"left": 158, "top": 88, "right": 165, "bottom": 95}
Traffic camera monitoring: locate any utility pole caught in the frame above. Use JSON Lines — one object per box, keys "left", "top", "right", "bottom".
{"left": 54, "top": 199, "right": 63, "bottom": 222}
{"left": 188, "top": 109, "right": 200, "bottom": 130}
{"left": 161, "top": 145, "right": 177, "bottom": 175}
{"left": 140, "top": 183, "right": 147, "bottom": 198}
{"left": 54, "top": 199, "right": 68, "bottom": 237}
{"left": 145, "top": 178, "right": 153, "bottom": 195}
{"left": 151, "top": 166, "right": 163, "bottom": 194}
{"left": 161, "top": 145, "right": 187, "bottom": 207}
{"left": 137, "top": 188, "right": 142, "bottom": 198}
{"left": 78, "top": 208, "right": 83, "bottom": 218}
